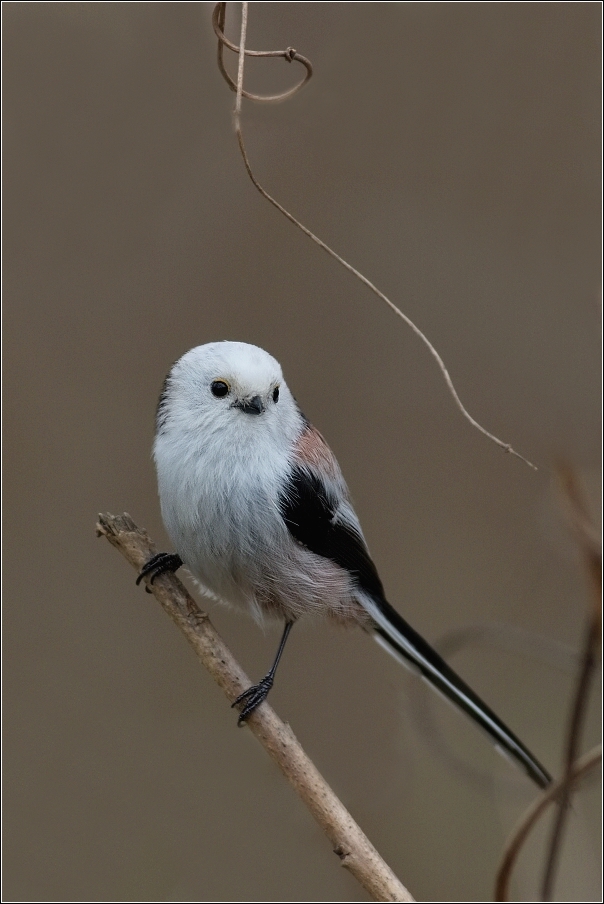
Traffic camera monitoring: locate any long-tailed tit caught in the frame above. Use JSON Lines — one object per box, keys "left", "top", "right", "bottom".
{"left": 138, "top": 341, "right": 551, "bottom": 789}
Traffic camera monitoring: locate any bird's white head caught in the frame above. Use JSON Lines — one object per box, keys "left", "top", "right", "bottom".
{"left": 154, "top": 341, "right": 303, "bottom": 459}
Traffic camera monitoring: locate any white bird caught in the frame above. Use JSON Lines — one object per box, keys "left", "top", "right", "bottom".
{"left": 138, "top": 340, "right": 551, "bottom": 789}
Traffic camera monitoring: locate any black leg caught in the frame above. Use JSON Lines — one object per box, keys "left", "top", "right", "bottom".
{"left": 232, "top": 621, "right": 294, "bottom": 724}
{"left": 136, "top": 552, "right": 183, "bottom": 590}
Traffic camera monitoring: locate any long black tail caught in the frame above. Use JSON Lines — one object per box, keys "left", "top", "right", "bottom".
{"left": 365, "top": 595, "right": 552, "bottom": 789}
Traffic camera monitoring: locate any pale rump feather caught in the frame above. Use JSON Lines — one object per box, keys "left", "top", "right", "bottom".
{"left": 250, "top": 545, "right": 370, "bottom": 627}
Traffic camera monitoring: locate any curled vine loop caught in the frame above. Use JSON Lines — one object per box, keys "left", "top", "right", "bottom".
{"left": 213, "top": 2, "right": 312, "bottom": 103}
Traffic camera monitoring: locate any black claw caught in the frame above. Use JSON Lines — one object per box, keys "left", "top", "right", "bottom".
{"left": 231, "top": 622, "right": 293, "bottom": 725}
{"left": 136, "top": 552, "right": 183, "bottom": 586}
{"left": 232, "top": 675, "right": 274, "bottom": 724}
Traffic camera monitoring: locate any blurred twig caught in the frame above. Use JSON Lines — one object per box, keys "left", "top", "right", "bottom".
{"left": 539, "top": 466, "right": 602, "bottom": 901}
{"left": 493, "top": 465, "right": 601, "bottom": 901}
{"left": 97, "top": 512, "right": 414, "bottom": 903}
{"left": 213, "top": 1, "right": 537, "bottom": 470}
{"left": 494, "top": 745, "right": 601, "bottom": 902}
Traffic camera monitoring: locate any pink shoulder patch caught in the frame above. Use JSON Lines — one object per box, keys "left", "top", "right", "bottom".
{"left": 293, "top": 424, "right": 339, "bottom": 477}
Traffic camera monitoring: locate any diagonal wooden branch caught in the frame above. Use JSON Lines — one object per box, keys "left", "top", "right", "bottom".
{"left": 96, "top": 512, "right": 414, "bottom": 903}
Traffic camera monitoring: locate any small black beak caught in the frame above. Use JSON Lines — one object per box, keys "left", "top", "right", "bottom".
{"left": 234, "top": 395, "right": 265, "bottom": 415}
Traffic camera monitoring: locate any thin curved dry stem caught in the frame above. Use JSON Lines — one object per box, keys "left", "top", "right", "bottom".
{"left": 539, "top": 466, "right": 602, "bottom": 901}
{"left": 215, "top": 2, "right": 537, "bottom": 470}
{"left": 494, "top": 745, "right": 601, "bottom": 902}
{"left": 97, "top": 513, "right": 414, "bottom": 903}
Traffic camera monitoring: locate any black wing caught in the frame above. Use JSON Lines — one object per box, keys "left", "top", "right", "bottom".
{"left": 278, "top": 465, "right": 552, "bottom": 789}
{"left": 278, "top": 466, "right": 385, "bottom": 600}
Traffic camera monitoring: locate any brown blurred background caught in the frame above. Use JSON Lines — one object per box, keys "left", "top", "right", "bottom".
{"left": 3, "top": 3, "right": 601, "bottom": 901}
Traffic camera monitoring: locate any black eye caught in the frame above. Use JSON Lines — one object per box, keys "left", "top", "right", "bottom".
{"left": 211, "top": 380, "right": 230, "bottom": 398}
{"left": 272, "top": 386, "right": 280, "bottom": 403}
